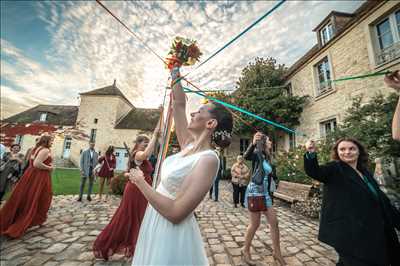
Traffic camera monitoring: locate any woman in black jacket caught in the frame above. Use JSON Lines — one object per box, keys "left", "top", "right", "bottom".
{"left": 304, "top": 137, "right": 399, "bottom": 266}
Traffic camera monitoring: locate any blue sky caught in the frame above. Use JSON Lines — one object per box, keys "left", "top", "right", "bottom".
{"left": 1, "top": 0, "right": 365, "bottom": 119}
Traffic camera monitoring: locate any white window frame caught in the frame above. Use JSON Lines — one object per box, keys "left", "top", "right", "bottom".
{"left": 289, "top": 133, "right": 296, "bottom": 150}
{"left": 319, "top": 118, "right": 337, "bottom": 138}
{"left": 372, "top": 9, "right": 400, "bottom": 66}
{"left": 239, "top": 138, "right": 250, "bottom": 155}
{"left": 320, "top": 23, "right": 334, "bottom": 45}
{"left": 90, "top": 129, "right": 97, "bottom": 143}
{"left": 285, "top": 83, "right": 293, "bottom": 96}
{"left": 15, "top": 135, "right": 24, "bottom": 146}
{"left": 39, "top": 112, "right": 47, "bottom": 122}
{"left": 314, "top": 56, "right": 333, "bottom": 96}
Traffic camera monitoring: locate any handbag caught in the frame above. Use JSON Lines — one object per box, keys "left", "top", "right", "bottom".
{"left": 93, "top": 162, "right": 103, "bottom": 176}
{"left": 248, "top": 195, "right": 267, "bottom": 212}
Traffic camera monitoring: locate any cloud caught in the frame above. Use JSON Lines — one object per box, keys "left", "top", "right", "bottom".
{"left": 2, "top": 0, "right": 364, "bottom": 118}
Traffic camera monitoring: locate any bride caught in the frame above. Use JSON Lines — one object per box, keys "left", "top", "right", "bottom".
{"left": 129, "top": 66, "right": 233, "bottom": 265}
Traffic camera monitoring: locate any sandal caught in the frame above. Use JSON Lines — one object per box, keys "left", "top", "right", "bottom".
{"left": 241, "top": 249, "right": 256, "bottom": 266}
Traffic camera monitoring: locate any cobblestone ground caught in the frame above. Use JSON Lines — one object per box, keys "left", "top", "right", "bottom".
{"left": 0, "top": 180, "right": 337, "bottom": 266}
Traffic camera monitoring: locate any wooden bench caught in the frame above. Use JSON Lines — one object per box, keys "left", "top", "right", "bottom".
{"left": 273, "top": 181, "right": 313, "bottom": 204}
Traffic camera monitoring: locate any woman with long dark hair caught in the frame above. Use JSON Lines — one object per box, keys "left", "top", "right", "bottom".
{"left": 0, "top": 134, "right": 53, "bottom": 238}
{"left": 97, "top": 145, "right": 116, "bottom": 202}
{"left": 242, "top": 132, "right": 285, "bottom": 265}
{"left": 304, "top": 137, "right": 400, "bottom": 266}
{"left": 93, "top": 123, "right": 160, "bottom": 261}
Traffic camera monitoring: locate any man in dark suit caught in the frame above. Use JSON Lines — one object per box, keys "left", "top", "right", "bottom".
{"left": 78, "top": 141, "right": 98, "bottom": 202}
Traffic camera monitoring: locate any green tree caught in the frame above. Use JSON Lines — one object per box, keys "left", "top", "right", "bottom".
{"left": 333, "top": 93, "right": 400, "bottom": 158}
{"left": 233, "top": 57, "right": 308, "bottom": 137}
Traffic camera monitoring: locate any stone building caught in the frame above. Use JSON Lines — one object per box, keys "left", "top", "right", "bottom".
{"left": 279, "top": 0, "right": 400, "bottom": 149}
{"left": 1, "top": 81, "right": 159, "bottom": 170}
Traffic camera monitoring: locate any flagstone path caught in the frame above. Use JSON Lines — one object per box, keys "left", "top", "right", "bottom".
{"left": 0, "top": 180, "right": 337, "bottom": 266}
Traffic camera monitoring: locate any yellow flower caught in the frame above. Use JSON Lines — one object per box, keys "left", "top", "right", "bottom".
{"left": 200, "top": 98, "right": 209, "bottom": 104}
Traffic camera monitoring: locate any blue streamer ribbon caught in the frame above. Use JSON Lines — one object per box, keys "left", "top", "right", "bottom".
{"left": 182, "top": 87, "right": 305, "bottom": 136}
{"left": 192, "top": 0, "right": 286, "bottom": 72}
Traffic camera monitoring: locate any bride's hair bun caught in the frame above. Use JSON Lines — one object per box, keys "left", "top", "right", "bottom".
{"left": 208, "top": 102, "right": 233, "bottom": 149}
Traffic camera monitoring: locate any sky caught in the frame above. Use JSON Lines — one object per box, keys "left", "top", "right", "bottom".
{"left": 1, "top": 0, "right": 365, "bottom": 119}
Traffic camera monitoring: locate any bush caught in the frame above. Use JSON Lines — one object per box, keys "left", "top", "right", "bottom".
{"left": 110, "top": 173, "right": 128, "bottom": 195}
{"left": 275, "top": 136, "right": 337, "bottom": 185}
{"left": 292, "top": 187, "right": 322, "bottom": 219}
{"left": 275, "top": 147, "right": 312, "bottom": 185}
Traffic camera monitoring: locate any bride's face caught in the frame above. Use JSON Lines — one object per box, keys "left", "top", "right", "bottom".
{"left": 187, "top": 104, "right": 216, "bottom": 132}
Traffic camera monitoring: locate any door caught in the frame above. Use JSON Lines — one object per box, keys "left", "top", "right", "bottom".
{"left": 62, "top": 137, "right": 72, "bottom": 158}
{"left": 115, "top": 148, "right": 129, "bottom": 171}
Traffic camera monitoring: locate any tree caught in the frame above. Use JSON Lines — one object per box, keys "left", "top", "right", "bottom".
{"left": 233, "top": 57, "right": 308, "bottom": 137}
{"left": 333, "top": 93, "right": 400, "bottom": 158}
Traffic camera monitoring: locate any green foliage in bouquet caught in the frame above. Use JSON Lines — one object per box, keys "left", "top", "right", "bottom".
{"left": 166, "top": 36, "right": 202, "bottom": 69}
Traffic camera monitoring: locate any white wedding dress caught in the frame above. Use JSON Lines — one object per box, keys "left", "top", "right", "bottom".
{"left": 132, "top": 147, "right": 219, "bottom": 266}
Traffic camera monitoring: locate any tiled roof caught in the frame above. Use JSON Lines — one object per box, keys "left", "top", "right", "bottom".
{"left": 285, "top": 0, "right": 380, "bottom": 79}
{"left": 2, "top": 105, "right": 78, "bottom": 126}
{"left": 115, "top": 107, "right": 160, "bottom": 130}
{"left": 80, "top": 81, "right": 133, "bottom": 107}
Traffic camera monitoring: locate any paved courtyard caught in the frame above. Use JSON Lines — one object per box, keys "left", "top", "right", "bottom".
{"left": 0, "top": 180, "right": 337, "bottom": 266}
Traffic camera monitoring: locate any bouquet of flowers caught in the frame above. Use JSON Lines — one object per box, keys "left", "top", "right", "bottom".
{"left": 166, "top": 36, "right": 202, "bottom": 70}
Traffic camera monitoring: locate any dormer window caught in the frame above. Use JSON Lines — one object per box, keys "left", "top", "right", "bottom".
{"left": 39, "top": 113, "right": 47, "bottom": 122}
{"left": 320, "top": 23, "right": 334, "bottom": 45}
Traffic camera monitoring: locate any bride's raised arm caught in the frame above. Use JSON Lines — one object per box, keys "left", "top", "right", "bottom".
{"left": 170, "top": 66, "right": 193, "bottom": 149}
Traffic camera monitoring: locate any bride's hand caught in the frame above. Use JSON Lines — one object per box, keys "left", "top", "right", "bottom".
{"left": 129, "top": 168, "right": 145, "bottom": 185}
{"left": 170, "top": 66, "right": 181, "bottom": 85}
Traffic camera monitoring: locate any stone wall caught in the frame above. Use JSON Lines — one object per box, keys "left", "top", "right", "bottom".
{"left": 69, "top": 95, "right": 150, "bottom": 167}
{"left": 286, "top": 1, "right": 400, "bottom": 147}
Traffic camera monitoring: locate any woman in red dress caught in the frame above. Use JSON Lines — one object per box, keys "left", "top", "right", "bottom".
{"left": 97, "top": 145, "right": 116, "bottom": 202}
{"left": 93, "top": 122, "right": 160, "bottom": 260}
{"left": 0, "top": 134, "right": 53, "bottom": 239}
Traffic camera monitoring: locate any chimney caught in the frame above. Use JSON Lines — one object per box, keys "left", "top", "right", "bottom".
{"left": 113, "top": 79, "right": 116, "bottom": 87}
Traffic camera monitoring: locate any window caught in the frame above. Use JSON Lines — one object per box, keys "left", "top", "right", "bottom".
{"left": 315, "top": 57, "right": 332, "bottom": 96}
{"left": 89, "top": 129, "right": 97, "bottom": 143}
{"left": 64, "top": 137, "right": 72, "bottom": 149}
{"left": 374, "top": 10, "right": 400, "bottom": 65}
{"left": 15, "top": 135, "right": 23, "bottom": 145}
{"left": 377, "top": 18, "right": 393, "bottom": 50}
{"left": 285, "top": 83, "right": 293, "bottom": 96}
{"left": 320, "top": 118, "right": 337, "bottom": 138}
{"left": 239, "top": 138, "right": 250, "bottom": 155}
{"left": 320, "top": 23, "right": 334, "bottom": 45}
{"left": 94, "top": 118, "right": 98, "bottom": 124}
{"left": 124, "top": 152, "right": 129, "bottom": 158}
{"left": 115, "top": 152, "right": 120, "bottom": 157}
{"left": 39, "top": 113, "right": 47, "bottom": 122}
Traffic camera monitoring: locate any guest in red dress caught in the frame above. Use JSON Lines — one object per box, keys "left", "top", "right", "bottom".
{"left": 97, "top": 146, "right": 116, "bottom": 202}
{"left": 93, "top": 121, "right": 160, "bottom": 260}
{"left": 0, "top": 134, "right": 53, "bottom": 239}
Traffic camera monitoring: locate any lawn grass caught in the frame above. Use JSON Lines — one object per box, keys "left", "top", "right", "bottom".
{"left": 4, "top": 168, "right": 114, "bottom": 200}
{"left": 51, "top": 168, "right": 100, "bottom": 195}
